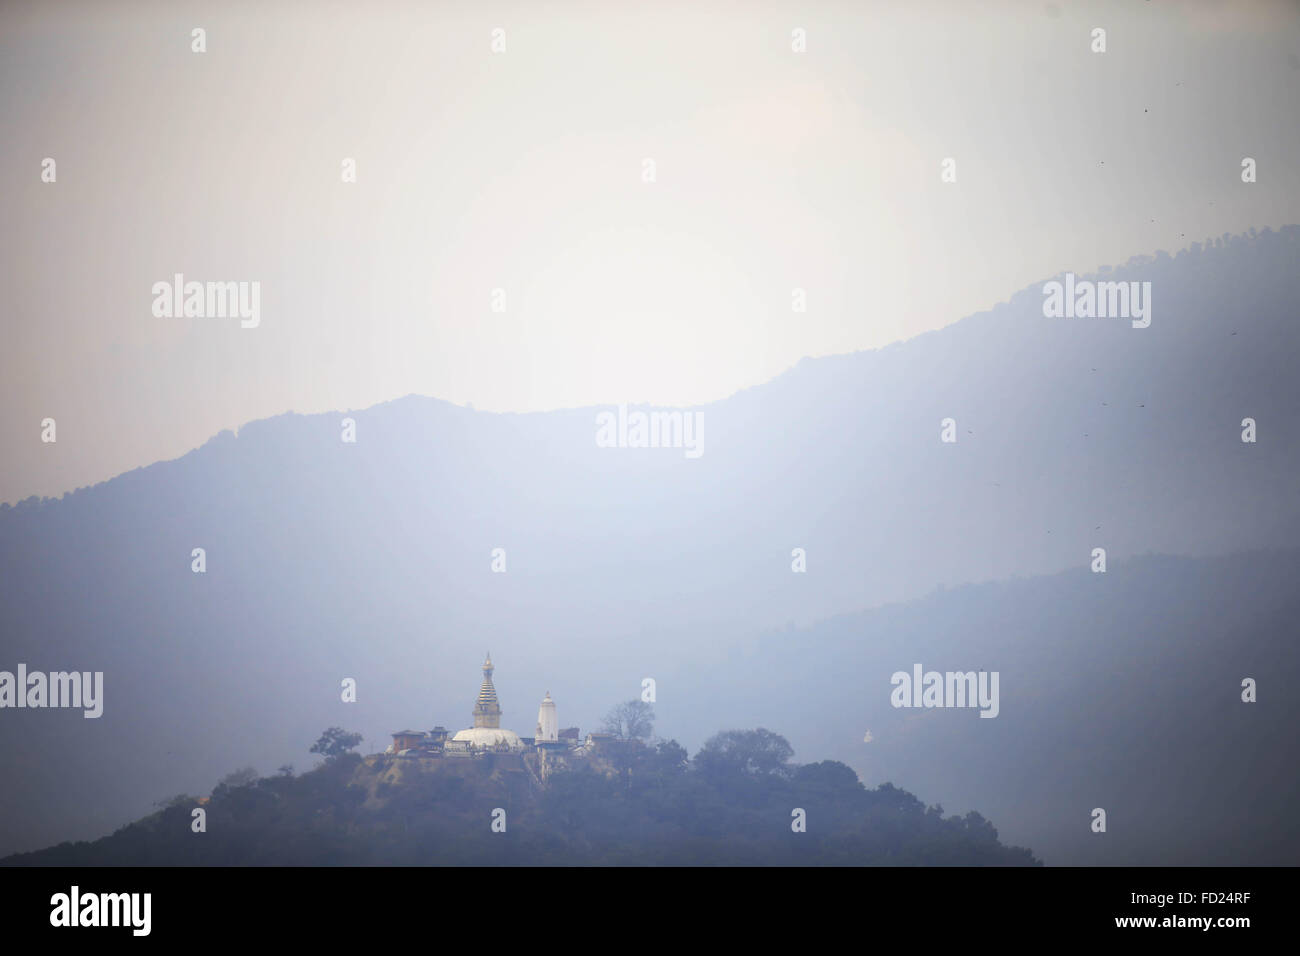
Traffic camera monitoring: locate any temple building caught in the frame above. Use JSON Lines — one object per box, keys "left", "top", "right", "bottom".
{"left": 388, "top": 655, "right": 572, "bottom": 758}
{"left": 446, "top": 653, "right": 525, "bottom": 752}
{"left": 536, "top": 691, "right": 558, "bottom": 742}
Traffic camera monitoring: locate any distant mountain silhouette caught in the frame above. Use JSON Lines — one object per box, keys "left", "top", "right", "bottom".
{"left": 1, "top": 227, "right": 1296, "bottom": 859}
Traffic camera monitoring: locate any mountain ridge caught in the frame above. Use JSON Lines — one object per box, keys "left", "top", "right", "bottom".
{"left": 6, "top": 227, "right": 1292, "bottom": 510}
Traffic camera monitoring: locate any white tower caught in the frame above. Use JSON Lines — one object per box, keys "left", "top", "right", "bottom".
{"left": 536, "top": 691, "right": 558, "bottom": 742}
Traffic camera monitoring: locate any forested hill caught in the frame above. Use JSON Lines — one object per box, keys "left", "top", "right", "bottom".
{"left": 2, "top": 730, "right": 1038, "bottom": 866}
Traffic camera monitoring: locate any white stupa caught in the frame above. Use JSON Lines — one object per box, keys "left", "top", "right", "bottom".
{"left": 536, "top": 691, "right": 558, "bottom": 742}
{"left": 450, "top": 653, "right": 524, "bottom": 751}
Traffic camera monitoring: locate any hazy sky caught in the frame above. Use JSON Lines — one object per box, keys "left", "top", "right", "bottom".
{"left": 3, "top": 0, "right": 1299, "bottom": 503}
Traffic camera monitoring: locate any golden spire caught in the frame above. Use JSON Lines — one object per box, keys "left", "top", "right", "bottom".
{"left": 473, "top": 653, "right": 501, "bottom": 728}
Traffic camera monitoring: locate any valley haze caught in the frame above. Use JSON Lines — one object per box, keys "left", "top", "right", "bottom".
{"left": 2, "top": 229, "right": 1296, "bottom": 865}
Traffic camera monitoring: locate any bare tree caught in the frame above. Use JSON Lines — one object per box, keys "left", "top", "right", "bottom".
{"left": 601, "top": 699, "right": 655, "bottom": 739}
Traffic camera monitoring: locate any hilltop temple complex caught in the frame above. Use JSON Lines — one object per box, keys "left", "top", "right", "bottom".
{"left": 387, "top": 654, "right": 609, "bottom": 760}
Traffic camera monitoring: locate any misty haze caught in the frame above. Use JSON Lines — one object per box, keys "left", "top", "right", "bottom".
{"left": 2, "top": 0, "right": 1298, "bottom": 876}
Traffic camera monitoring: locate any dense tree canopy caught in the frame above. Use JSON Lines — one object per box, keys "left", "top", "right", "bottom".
{"left": 695, "top": 728, "right": 796, "bottom": 780}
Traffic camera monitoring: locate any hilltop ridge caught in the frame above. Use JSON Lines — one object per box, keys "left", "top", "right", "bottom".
{"left": 2, "top": 730, "right": 1039, "bottom": 867}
